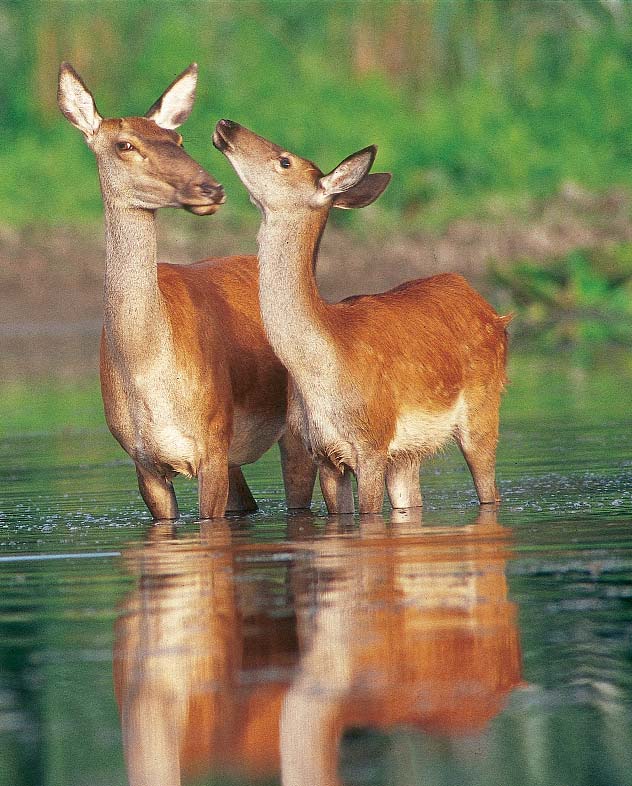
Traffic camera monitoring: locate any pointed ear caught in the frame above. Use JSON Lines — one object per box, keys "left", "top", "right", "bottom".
{"left": 317, "top": 145, "right": 377, "bottom": 201}
{"left": 57, "top": 62, "right": 102, "bottom": 139}
{"left": 333, "top": 172, "right": 391, "bottom": 209}
{"left": 145, "top": 63, "right": 198, "bottom": 129}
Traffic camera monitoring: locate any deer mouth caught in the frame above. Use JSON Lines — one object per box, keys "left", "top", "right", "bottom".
{"left": 184, "top": 201, "right": 222, "bottom": 216}
{"left": 181, "top": 182, "right": 226, "bottom": 215}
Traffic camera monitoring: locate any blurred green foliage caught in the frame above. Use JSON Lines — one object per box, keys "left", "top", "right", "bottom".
{"left": 491, "top": 243, "right": 632, "bottom": 347}
{"left": 3, "top": 0, "right": 632, "bottom": 230}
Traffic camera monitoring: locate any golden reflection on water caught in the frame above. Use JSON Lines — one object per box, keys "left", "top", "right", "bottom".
{"left": 113, "top": 508, "right": 522, "bottom": 786}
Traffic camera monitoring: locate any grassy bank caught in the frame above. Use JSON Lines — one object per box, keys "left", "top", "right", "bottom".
{"left": 3, "top": 1, "right": 632, "bottom": 230}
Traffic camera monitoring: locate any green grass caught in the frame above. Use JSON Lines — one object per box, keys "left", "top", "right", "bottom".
{"left": 491, "top": 244, "right": 632, "bottom": 351}
{"left": 4, "top": 1, "right": 632, "bottom": 231}
{"left": 0, "top": 379, "right": 104, "bottom": 437}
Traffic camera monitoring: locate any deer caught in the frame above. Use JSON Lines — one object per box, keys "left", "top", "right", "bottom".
{"left": 213, "top": 120, "right": 511, "bottom": 515}
{"left": 57, "top": 65, "right": 316, "bottom": 520}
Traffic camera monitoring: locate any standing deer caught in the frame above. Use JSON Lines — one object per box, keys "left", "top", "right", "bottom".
{"left": 57, "top": 65, "right": 316, "bottom": 519}
{"left": 213, "top": 120, "right": 510, "bottom": 514}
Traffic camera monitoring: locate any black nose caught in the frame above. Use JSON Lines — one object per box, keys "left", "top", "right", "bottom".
{"left": 199, "top": 181, "right": 223, "bottom": 197}
{"left": 218, "top": 119, "right": 238, "bottom": 131}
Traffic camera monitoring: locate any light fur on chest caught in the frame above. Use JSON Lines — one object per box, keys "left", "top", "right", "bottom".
{"left": 288, "top": 380, "right": 360, "bottom": 470}
{"left": 112, "top": 366, "right": 200, "bottom": 477}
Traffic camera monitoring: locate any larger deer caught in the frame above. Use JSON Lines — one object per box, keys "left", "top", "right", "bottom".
{"left": 214, "top": 120, "right": 510, "bottom": 514}
{"left": 57, "top": 65, "right": 316, "bottom": 519}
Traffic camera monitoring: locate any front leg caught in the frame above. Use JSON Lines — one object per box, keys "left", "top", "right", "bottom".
{"left": 318, "top": 461, "right": 354, "bottom": 515}
{"left": 279, "top": 429, "right": 317, "bottom": 510}
{"left": 135, "top": 463, "right": 178, "bottom": 520}
{"left": 226, "top": 467, "right": 258, "bottom": 513}
{"left": 198, "top": 454, "right": 229, "bottom": 520}
{"left": 386, "top": 459, "right": 422, "bottom": 509}
{"left": 355, "top": 455, "right": 387, "bottom": 515}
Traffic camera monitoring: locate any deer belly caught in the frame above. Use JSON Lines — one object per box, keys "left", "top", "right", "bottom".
{"left": 387, "top": 395, "right": 466, "bottom": 458}
{"left": 228, "top": 408, "right": 285, "bottom": 466}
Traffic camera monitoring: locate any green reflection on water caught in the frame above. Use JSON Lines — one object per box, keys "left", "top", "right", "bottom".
{"left": 0, "top": 353, "right": 631, "bottom": 786}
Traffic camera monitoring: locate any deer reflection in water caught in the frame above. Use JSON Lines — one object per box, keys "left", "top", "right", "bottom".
{"left": 113, "top": 508, "right": 522, "bottom": 786}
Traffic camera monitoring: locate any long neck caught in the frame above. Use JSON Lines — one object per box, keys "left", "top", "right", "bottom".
{"left": 102, "top": 202, "right": 169, "bottom": 362}
{"left": 257, "top": 210, "right": 335, "bottom": 376}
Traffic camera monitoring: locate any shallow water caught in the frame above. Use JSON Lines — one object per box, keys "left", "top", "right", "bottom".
{"left": 1, "top": 356, "right": 631, "bottom": 786}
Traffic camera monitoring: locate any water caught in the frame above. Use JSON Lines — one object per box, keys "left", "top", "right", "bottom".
{"left": 0, "top": 356, "right": 631, "bottom": 786}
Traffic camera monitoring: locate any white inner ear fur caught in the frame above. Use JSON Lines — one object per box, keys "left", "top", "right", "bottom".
{"left": 146, "top": 67, "right": 198, "bottom": 130}
{"left": 317, "top": 149, "right": 375, "bottom": 198}
{"left": 58, "top": 70, "right": 102, "bottom": 138}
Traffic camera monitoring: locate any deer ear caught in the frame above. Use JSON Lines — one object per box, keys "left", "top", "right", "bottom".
{"left": 333, "top": 172, "right": 391, "bottom": 209}
{"left": 57, "top": 62, "right": 102, "bottom": 139}
{"left": 316, "top": 146, "right": 377, "bottom": 202}
{"left": 145, "top": 63, "right": 198, "bottom": 129}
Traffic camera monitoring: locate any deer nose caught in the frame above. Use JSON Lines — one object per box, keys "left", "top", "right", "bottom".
{"left": 199, "top": 180, "right": 223, "bottom": 197}
{"left": 196, "top": 180, "right": 225, "bottom": 203}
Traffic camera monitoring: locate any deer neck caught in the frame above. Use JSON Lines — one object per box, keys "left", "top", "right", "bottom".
{"left": 257, "top": 210, "right": 334, "bottom": 377}
{"left": 102, "top": 202, "right": 169, "bottom": 362}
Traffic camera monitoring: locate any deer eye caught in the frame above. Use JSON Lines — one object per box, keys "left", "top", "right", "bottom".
{"left": 116, "top": 141, "right": 135, "bottom": 152}
{"left": 279, "top": 156, "right": 291, "bottom": 169}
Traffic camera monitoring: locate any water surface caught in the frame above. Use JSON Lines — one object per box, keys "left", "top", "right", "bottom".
{"left": 0, "top": 356, "right": 631, "bottom": 786}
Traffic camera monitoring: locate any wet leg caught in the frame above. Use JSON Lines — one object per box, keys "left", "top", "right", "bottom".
{"left": 135, "top": 463, "right": 178, "bottom": 520}
{"left": 226, "top": 467, "right": 258, "bottom": 513}
{"left": 198, "top": 455, "right": 229, "bottom": 519}
{"left": 319, "top": 461, "right": 354, "bottom": 515}
{"left": 456, "top": 399, "right": 501, "bottom": 504}
{"left": 386, "top": 460, "right": 422, "bottom": 509}
{"left": 356, "top": 455, "right": 387, "bottom": 514}
{"left": 279, "top": 429, "right": 318, "bottom": 510}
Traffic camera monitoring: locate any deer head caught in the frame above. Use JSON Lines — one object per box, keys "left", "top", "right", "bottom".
{"left": 58, "top": 63, "right": 224, "bottom": 215}
{"left": 212, "top": 119, "right": 390, "bottom": 216}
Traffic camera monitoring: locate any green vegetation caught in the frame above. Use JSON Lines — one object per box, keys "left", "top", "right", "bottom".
{"left": 3, "top": 1, "right": 632, "bottom": 230}
{"left": 491, "top": 244, "right": 632, "bottom": 348}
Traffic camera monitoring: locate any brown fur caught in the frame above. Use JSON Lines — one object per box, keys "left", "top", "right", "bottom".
{"left": 214, "top": 120, "right": 510, "bottom": 512}
{"left": 113, "top": 512, "right": 521, "bottom": 785}
{"left": 58, "top": 65, "right": 317, "bottom": 519}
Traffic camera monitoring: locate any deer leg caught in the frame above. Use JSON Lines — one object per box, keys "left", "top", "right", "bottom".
{"left": 355, "top": 455, "right": 387, "bottom": 515}
{"left": 386, "top": 459, "right": 422, "bottom": 509}
{"left": 198, "top": 455, "right": 230, "bottom": 520}
{"left": 279, "top": 429, "right": 318, "bottom": 510}
{"left": 318, "top": 461, "right": 354, "bottom": 515}
{"left": 226, "top": 467, "right": 258, "bottom": 513}
{"left": 135, "top": 463, "right": 178, "bottom": 520}
{"left": 456, "top": 396, "right": 501, "bottom": 504}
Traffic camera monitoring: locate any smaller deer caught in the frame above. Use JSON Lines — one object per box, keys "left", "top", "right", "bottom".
{"left": 214, "top": 120, "right": 510, "bottom": 514}
{"left": 57, "top": 65, "right": 315, "bottom": 520}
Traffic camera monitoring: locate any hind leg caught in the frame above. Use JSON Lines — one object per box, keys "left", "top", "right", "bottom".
{"left": 279, "top": 430, "right": 318, "bottom": 510}
{"left": 456, "top": 393, "right": 501, "bottom": 504}
{"left": 226, "top": 467, "right": 258, "bottom": 513}
{"left": 386, "top": 460, "right": 422, "bottom": 509}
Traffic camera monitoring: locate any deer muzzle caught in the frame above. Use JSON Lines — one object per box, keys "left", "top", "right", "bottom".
{"left": 183, "top": 180, "right": 225, "bottom": 215}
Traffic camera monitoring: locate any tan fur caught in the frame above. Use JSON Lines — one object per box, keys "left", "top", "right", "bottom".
{"left": 214, "top": 120, "right": 510, "bottom": 513}
{"left": 113, "top": 511, "right": 521, "bottom": 785}
{"left": 58, "top": 65, "right": 316, "bottom": 519}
